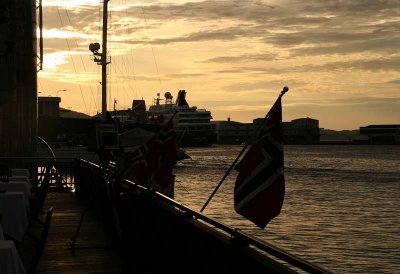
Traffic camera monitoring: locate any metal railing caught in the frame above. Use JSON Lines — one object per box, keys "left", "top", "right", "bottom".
{"left": 0, "top": 157, "right": 76, "bottom": 190}
{"left": 76, "top": 159, "right": 332, "bottom": 274}
{"left": 0, "top": 156, "right": 332, "bottom": 273}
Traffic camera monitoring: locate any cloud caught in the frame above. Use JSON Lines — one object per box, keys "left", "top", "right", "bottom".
{"left": 134, "top": 26, "right": 258, "bottom": 45}
{"left": 286, "top": 95, "right": 400, "bottom": 107}
{"left": 119, "top": 0, "right": 397, "bottom": 25}
{"left": 44, "top": 1, "right": 400, "bottom": 57}
{"left": 164, "top": 73, "right": 208, "bottom": 79}
{"left": 213, "top": 55, "right": 400, "bottom": 75}
{"left": 204, "top": 52, "right": 277, "bottom": 63}
{"left": 222, "top": 80, "right": 300, "bottom": 93}
{"left": 43, "top": 5, "right": 99, "bottom": 29}
{"left": 43, "top": 28, "right": 92, "bottom": 40}
{"left": 39, "top": 0, "right": 400, "bottom": 129}
{"left": 388, "top": 79, "right": 400, "bottom": 85}
{"left": 121, "top": 1, "right": 277, "bottom": 22}
{"left": 291, "top": 56, "right": 400, "bottom": 72}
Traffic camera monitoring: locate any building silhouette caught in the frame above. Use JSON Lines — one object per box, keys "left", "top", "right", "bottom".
{"left": 359, "top": 125, "right": 400, "bottom": 144}
{"left": 213, "top": 117, "right": 320, "bottom": 145}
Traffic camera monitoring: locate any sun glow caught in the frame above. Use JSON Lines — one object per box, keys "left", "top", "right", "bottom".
{"left": 36, "top": 0, "right": 400, "bottom": 130}
{"left": 42, "top": 0, "right": 99, "bottom": 9}
{"left": 43, "top": 28, "right": 92, "bottom": 40}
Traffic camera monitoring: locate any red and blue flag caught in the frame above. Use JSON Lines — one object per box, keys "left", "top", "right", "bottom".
{"left": 126, "top": 118, "right": 177, "bottom": 188}
{"left": 234, "top": 97, "right": 285, "bottom": 229}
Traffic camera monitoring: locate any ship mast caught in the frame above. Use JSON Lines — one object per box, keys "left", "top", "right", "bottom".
{"left": 89, "top": 0, "right": 110, "bottom": 122}
{"left": 101, "top": 0, "right": 109, "bottom": 122}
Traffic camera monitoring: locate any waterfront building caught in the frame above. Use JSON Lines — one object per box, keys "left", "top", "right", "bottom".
{"left": 38, "top": 96, "right": 61, "bottom": 117}
{"left": 359, "top": 124, "right": 400, "bottom": 144}
{"left": 213, "top": 118, "right": 256, "bottom": 144}
{"left": 214, "top": 117, "right": 321, "bottom": 145}
{"left": 38, "top": 97, "right": 95, "bottom": 146}
{"left": 282, "top": 117, "right": 320, "bottom": 144}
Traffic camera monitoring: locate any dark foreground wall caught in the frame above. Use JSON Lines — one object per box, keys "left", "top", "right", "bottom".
{"left": 74, "top": 160, "right": 330, "bottom": 274}
{"left": 0, "top": 0, "right": 38, "bottom": 156}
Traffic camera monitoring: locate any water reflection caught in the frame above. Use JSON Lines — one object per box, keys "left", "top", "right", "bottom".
{"left": 174, "top": 145, "right": 400, "bottom": 273}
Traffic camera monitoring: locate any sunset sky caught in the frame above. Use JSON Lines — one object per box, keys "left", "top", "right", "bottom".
{"left": 38, "top": 0, "right": 400, "bottom": 130}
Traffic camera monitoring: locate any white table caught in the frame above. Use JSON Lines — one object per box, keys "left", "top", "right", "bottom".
{"left": 9, "top": 175, "right": 36, "bottom": 191}
{"left": 0, "top": 192, "right": 28, "bottom": 242}
{"left": 0, "top": 181, "right": 31, "bottom": 209}
{"left": 10, "top": 169, "right": 30, "bottom": 178}
{"left": 0, "top": 240, "right": 26, "bottom": 274}
{"left": 8, "top": 176, "right": 30, "bottom": 184}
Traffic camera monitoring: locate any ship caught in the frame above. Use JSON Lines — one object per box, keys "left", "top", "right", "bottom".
{"left": 112, "top": 99, "right": 191, "bottom": 164}
{"left": 147, "top": 90, "right": 217, "bottom": 147}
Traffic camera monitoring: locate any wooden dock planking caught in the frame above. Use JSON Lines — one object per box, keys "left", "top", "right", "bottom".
{"left": 35, "top": 192, "right": 122, "bottom": 273}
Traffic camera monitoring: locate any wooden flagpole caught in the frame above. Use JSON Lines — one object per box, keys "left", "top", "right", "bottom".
{"left": 200, "top": 86, "right": 288, "bottom": 212}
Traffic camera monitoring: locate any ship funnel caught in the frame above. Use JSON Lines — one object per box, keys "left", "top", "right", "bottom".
{"left": 176, "top": 90, "right": 189, "bottom": 107}
{"left": 131, "top": 100, "right": 147, "bottom": 122}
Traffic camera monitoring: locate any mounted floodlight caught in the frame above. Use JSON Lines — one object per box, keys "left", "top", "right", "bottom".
{"left": 89, "top": 42, "right": 101, "bottom": 53}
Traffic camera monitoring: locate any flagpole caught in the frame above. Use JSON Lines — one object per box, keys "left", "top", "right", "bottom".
{"left": 200, "top": 86, "right": 288, "bottom": 213}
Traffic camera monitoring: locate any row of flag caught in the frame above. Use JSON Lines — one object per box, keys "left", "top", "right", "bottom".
{"left": 121, "top": 91, "right": 286, "bottom": 229}
{"left": 123, "top": 118, "right": 177, "bottom": 189}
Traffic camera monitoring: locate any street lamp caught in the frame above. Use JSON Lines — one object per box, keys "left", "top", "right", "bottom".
{"left": 56, "top": 89, "right": 66, "bottom": 97}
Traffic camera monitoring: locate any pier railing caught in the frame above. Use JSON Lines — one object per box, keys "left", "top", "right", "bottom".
{"left": 0, "top": 157, "right": 75, "bottom": 190}
{"left": 75, "top": 159, "right": 332, "bottom": 274}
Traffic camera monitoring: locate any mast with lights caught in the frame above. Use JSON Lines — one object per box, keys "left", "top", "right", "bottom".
{"left": 89, "top": 0, "right": 110, "bottom": 122}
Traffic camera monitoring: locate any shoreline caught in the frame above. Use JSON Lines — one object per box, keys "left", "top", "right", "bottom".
{"left": 212, "top": 141, "right": 399, "bottom": 146}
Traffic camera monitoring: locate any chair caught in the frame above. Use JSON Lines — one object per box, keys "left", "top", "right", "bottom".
{"left": 26, "top": 207, "right": 53, "bottom": 274}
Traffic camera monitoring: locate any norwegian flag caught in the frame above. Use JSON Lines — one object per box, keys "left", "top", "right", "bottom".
{"left": 234, "top": 96, "right": 285, "bottom": 229}
{"left": 125, "top": 142, "right": 151, "bottom": 186}
{"left": 126, "top": 117, "right": 177, "bottom": 188}
{"left": 146, "top": 119, "right": 177, "bottom": 187}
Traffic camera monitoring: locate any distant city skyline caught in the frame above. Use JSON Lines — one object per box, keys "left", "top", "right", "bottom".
{"left": 38, "top": 0, "right": 400, "bottom": 130}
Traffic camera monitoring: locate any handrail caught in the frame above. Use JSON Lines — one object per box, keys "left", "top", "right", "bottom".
{"left": 0, "top": 157, "right": 76, "bottom": 189}
{"left": 78, "top": 159, "right": 332, "bottom": 274}
{"left": 131, "top": 181, "right": 330, "bottom": 274}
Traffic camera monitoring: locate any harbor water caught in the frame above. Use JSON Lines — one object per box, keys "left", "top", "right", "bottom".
{"left": 174, "top": 145, "right": 400, "bottom": 273}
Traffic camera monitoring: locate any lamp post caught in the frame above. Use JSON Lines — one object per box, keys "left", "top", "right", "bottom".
{"left": 56, "top": 89, "right": 66, "bottom": 97}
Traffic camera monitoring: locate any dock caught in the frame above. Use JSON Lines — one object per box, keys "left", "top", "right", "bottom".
{"left": 8, "top": 159, "right": 332, "bottom": 274}
{"left": 34, "top": 192, "right": 122, "bottom": 273}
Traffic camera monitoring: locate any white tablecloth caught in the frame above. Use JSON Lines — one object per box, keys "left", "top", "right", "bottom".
{"left": 0, "top": 240, "right": 26, "bottom": 274}
{"left": 10, "top": 169, "right": 30, "bottom": 178}
{"left": 8, "top": 176, "right": 30, "bottom": 183}
{"left": 9, "top": 176, "right": 35, "bottom": 192}
{"left": 0, "top": 182, "right": 31, "bottom": 209}
{"left": 0, "top": 192, "right": 28, "bottom": 242}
